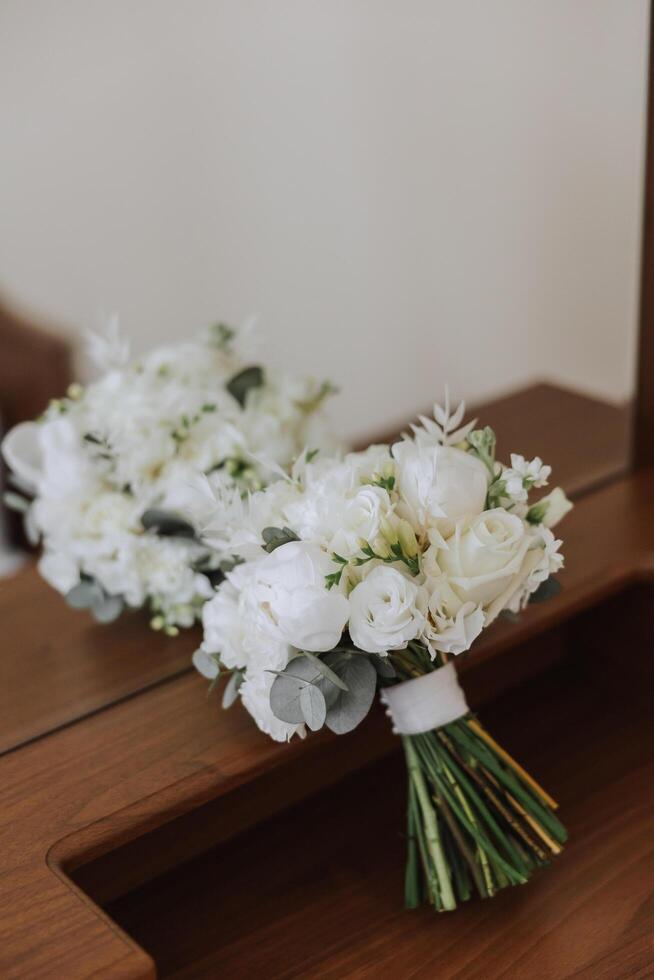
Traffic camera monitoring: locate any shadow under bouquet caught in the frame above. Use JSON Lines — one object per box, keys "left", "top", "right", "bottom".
{"left": 194, "top": 397, "right": 573, "bottom": 911}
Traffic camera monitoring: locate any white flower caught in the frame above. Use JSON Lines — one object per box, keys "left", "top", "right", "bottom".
{"left": 504, "top": 454, "right": 551, "bottom": 503}
{"left": 536, "top": 487, "right": 573, "bottom": 528}
{"left": 329, "top": 484, "right": 391, "bottom": 559}
{"left": 349, "top": 565, "right": 427, "bottom": 654}
{"left": 422, "top": 593, "right": 484, "bottom": 657}
{"left": 38, "top": 551, "right": 79, "bottom": 594}
{"left": 85, "top": 314, "right": 131, "bottom": 372}
{"left": 435, "top": 510, "right": 531, "bottom": 618}
{"left": 202, "top": 562, "right": 291, "bottom": 671}
{"left": 392, "top": 442, "right": 488, "bottom": 535}
{"left": 244, "top": 542, "right": 349, "bottom": 652}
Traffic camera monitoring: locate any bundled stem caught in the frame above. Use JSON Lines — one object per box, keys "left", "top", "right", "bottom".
{"left": 402, "top": 714, "right": 567, "bottom": 911}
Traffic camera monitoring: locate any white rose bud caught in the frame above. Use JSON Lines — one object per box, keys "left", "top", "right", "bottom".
{"left": 349, "top": 565, "right": 427, "bottom": 654}
{"left": 533, "top": 487, "right": 573, "bottom": 529}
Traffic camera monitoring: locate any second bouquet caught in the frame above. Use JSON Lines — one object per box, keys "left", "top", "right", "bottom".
{"left": 195, "top": 397, "right": 572, "bottom": 911}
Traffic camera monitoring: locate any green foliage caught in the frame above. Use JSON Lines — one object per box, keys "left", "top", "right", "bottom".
{"left": 222, "top": 669, "right": 245, "bottom": 708}
{"left": 528, "top": 577, "right": 562, "bottom": 603}
{"left": 526, "top": 500, "right": 548, "bottom": 525}
{"left": 141, "top": 509, "right": 197, "bottom": 539}
{"left": 226, "top": 365, "right": 265, "bottom": 407}
{"left": 66, "top": 579, "right": 124, "bottom": 623}
{"left": 262, "top": 526, "right": 299, "bottom": 553}
{"left": 209, "top": 322, "right": 236, "bottom": 352}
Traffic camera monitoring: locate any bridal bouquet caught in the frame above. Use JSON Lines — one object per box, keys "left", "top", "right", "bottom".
{"left": 194, "top": 397, "right": 572, "bottom": 910}
{"left": 2, "top": 321, "right": 336, "bottom": 631}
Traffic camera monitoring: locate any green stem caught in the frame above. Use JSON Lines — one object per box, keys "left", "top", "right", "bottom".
{"left": 403, "top": 736, "right": 456, "bottom": 911}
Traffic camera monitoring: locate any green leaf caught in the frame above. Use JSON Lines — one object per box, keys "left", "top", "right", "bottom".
{"left": 92, "top": 595, "right": 124, "bottom": 623}
{"left": 529, "top": 577, "right": 562, "bottom": 604}
{"left": 3, "top": 491, "right": 29, "bottom": 513}
{"left": 302, "top": 650, "right": 349, "bottom": 691}
{"left": 371, "top": 655, "right": 396, "bottom": 679}
{"left": 66, "top": 581, "right": 103, "bottom": 609}
{"left": 226, "top": 365, "right": 265, "bottom": 407}
{"left": 269, "top": 655, "right": 340, "bottom": 723}
{"left": 299, "top": 683, "right": 326, "bottom": 731}
{"left": 325, "top": 656, "right": 377, "bottom": 735}
{"left": 141, "top": 509, "right": 196, "bottom": 539}
{"left": 222, "top": 669, "right": 244, "bottom": 709}
{"left": 262, "top": 526, "right": 299, "bottom": 553}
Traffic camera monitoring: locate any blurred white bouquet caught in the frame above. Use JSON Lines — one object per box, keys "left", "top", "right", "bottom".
{"left": 195, "top": 396, "right": 572, "bottom": 910}
{"left": 2, "top": 321, "right": 337, "bottom": 631}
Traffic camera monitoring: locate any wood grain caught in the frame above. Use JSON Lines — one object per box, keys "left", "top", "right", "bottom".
{"left": 106, "top": 649, "right": 654, "bottom": 980}
{"left": 0, "top": 470, "right": 653, "bottom": 978}
{"left": 0, "top": 382, "right": 631, "bottom": 757}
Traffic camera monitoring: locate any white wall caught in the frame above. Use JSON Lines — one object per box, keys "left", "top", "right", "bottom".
{"left": 0, "top": 1, "right": 648, "bottom": 441}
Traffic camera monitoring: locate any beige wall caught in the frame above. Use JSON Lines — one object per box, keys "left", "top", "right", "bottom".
{"left": 0, "top": 1, "right": 648, "bottom": 441}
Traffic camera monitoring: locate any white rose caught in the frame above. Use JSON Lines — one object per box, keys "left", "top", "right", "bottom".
{"left": 349, "top": 564, "right": 427, "bottom": 654}
{"left": 422, "top": 576, "right": 484, "bottom": 657}
{"left": 392, "top": 442, "right": 488, "bottom": 534}
{"left": 329, "top": 485, "right": 391, "bottom": 558}
{"left": 436, "top": 509, "right": 531, "bottom": 617}
{"left": 245, "top": 541, "right": 349, "bottom": 652}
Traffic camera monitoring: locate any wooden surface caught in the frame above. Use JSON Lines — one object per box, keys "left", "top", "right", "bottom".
{"left": 0, "top": 566, "right": 195, "bottom": 755}
{"left": 0, "top": 382, "right": 631, "bottom": 757}
{"left": 106, "top": 647, "right": 654, "bottom": 979}
{"left": 1, "top": 468, "right": 654, "bottom": 978}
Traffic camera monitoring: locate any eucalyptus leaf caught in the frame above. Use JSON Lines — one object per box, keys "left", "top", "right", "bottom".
{"left": 262, "top": 526, "right": 299, "bottom": 553}
{"left": 269, "top": 655, "right": 339, "bottom": 723}
{"left": 66, "top": 581, "right": 103, "bottom": 609}
{"left": 529, "top": 577, "right": 562, "bottom": 604}
{"left": 299, "top": 683, "right": 327, "bottom": 731}
{"left": 325, "top": 656, "right": 377, "bottom": 735}
{"left": 303, "top": 650, "right": 349, "bottom": 691}
{"left": 92, "top": 595, "right": 124, "bottom": 623}
{"left": 226, "top": 365, "right": 265, "bottom": 407}
{"left": 141, "top": 509, "right": 196, "bottom": 539}
{"left": 222, "top": 669, "right": 244, "bottom": 709}
{"left": 3, "top": 491, "right": 29, "bottom": 513}
{"left": 371, "top": 655, "right": 396, "bottom": 679}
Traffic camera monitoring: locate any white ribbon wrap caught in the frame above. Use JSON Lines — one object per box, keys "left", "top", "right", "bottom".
{"left": 379, "top": 662, "right": 469, "bottom": 735}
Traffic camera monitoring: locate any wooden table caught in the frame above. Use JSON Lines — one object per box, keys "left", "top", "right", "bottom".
{"left": 2, "top": 384, "right": 650, "bottom": 979}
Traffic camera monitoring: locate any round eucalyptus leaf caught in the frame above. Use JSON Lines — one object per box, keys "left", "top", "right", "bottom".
{"left": 66, "top": 581, "right": 103, "bottom": 610}
{"left": 269, "top": 655, "right": 330, "bottom": 724}
{"left": 325, "top": 656, "right": 377, "bottom": 735}
{"left": 222, "top": 669, "right": 244, "bottom": 709}
{"left": 299, "top": 683, "right": 326, "bottom": 731}
{"left": 92, "top": 595, "right": 124, "bottom": 623}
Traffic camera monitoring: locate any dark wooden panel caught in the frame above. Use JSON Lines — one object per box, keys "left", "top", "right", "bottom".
{"left": 0, "top": 383, "right": 631, "bottom": 758}
{"left": 0, "top": 470, "right": 653, "bottom": 978}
